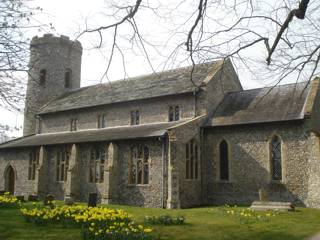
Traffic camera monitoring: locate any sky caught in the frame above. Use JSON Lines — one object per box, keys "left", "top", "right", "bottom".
{"left": 0, "top": 0, "right": 278, "bottom": 137}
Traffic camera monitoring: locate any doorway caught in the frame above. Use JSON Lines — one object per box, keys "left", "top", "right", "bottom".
{"left": 5, "top": 165, "right": 15, "bottom": 194}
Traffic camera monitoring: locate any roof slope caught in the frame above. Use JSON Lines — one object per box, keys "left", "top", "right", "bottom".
{"left": 0, "top": 121, "right": 182, "bottom": 149}
{"left": 40, "top": 61, "right": 223, "bottom": 114}
{"left": 207, "top": 81, "right": 311, "bottom": 127}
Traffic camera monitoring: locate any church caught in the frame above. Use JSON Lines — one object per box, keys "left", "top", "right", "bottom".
{"left": 0, "top": 34, "right": 320, "bottom": 208}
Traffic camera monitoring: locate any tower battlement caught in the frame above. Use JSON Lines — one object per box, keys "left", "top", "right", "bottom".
{"left": 30, "top": 34, "right": 82, "bottom": 51}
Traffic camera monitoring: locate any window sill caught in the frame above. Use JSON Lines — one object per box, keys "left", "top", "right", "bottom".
{"left": 127, "top": 184, "right": 150, "bottom": 187}
{"left": 215, "top": 180, "right": 232, "bottom": 184}
{"left": 269, "top": 180, "right": 285, "bottom": 185}
{"left": 184, "top": 178, "right": 200, "bottom": 181}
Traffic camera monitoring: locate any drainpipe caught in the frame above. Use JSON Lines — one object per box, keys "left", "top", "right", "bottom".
{"left": 193, "top": 88, "right": 197, "bottom": 118}
{"left": 161, "top": 133, "right": 168, "bottom": 208}
{"left": 200, "top": 127, "right": 205, "bottom": 205}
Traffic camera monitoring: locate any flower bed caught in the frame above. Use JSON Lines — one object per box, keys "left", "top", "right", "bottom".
{"left": 21, "top": 205, "right": 153, "bottom": 240}
{"left": 0, "top": 192, "right": 20, "bottom": 208}
{"left": 224, "top": 205, "right": 277, "bottom": 224}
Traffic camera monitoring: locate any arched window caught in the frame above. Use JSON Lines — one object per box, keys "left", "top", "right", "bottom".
{"left": 89, "top": 146, "right": 106, "bottom": 183}
{"left": 56, "top": 148, "right": 70, "bottom": 182}
{"left": 65, "top": 69, "right": 72, "bottom": 88}
{"left": 271, "top": 135, "right": 282, "bottom": 181}
{"left": 185, "top": 139, "right": 199, "bottom": 179}
{"left": 28, "top": 149, "right": 39, "bottom": 180}
{"left": 39, "top": 69, "right": 46, "bottom": 85}
{"left": 129, "top": 145, "right": 149, "bottom": 184}
{"left": 219, "top": 140, "right": 229, "bottom": 180}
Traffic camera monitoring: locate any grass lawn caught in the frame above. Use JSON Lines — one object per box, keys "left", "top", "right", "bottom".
{"left": 1, "top": 203, "right": 320, "bottom": 240}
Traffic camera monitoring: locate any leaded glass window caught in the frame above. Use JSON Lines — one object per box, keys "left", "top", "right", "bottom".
{"left": 219, "top": 140, "right": 229, "bottom": 181}
{"left": 89, "top": 146, "right": 106, "bottom": 183}
{"left": 271, "top": 135, "right": 282, "bottom": 181}
{"left": 56, "top": 148, "right": 70, "bottom": 182}
{"left": 168, "top": 105, "right": 180, "bottom": 121}
{"left": 185, "top": 139, "right": 199, "bottom": 179}
{"left": 129, "top": 145, "right": 150, "bottom": 184}
{"left": 130, "top": 110, "right": 140, "bottom": 125}
{"left": 28, "top": 149, "right": 39, "bottom": 180}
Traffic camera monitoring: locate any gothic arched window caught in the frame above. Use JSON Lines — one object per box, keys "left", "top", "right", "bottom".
{"left": 28, "top": 148, "right": 39, "bottom": 180}
{"left": 129, "top": 145, "right": 149, "bottom": 184}
{"left": 89, "top": 146, "right": 106, "bottom": 183}
{"left": 56, "top": 148, "right": 70, "bottom": 182}
{"left": 271, "top": 135, "right": 282, "bottom": 181}
{"left": 219, "top": 140, "right": 229, "bottom": 181}
{"left": 65, "top": 69, "right": 72, "bottom": 88}
{"left": 185, "top": 139, "right": 199, "bottom": 179}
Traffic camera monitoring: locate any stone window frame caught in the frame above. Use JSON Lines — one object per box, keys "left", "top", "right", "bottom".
{"left": 97, "top": 113, "right": 106, "bottom": 129}
{"left": 28, "top": 148, "right": 39, "bottom": 181}
{"left": 215, "top": 139, "right": 232, "bottom": 183}
{"left": 219, "top": 140, "right": 230, "bottom": 181}
{"left": 130, "top": 109, "right": 140, "bottom": 126}
{"left": 268, "top": 134, "right": 285, "bottom": 183}
{"left": 70, "top": 118, "right": 78, "bottom": 131}
{"left": 168, "top": 105, "right": 181, "bottom": 122}
{"left": 39, "top": 69, "right": 47, "bottom": 86}
{"left": 56, "top": 147, "right": 70, "bottom": 182}
{"left": 185, "top": 139, "right": 199, "bottom": 180}
{"left": 89, "top": 145, "right": 106, "bottom": 183}
{"left": 36, "top": 117, "right": 42, "bottom": 134}
{"left": 128, "top": 145, "right": 150, "bottom": 185}
{"left": 64, "top": 68, "right": 72, "bottom": 88}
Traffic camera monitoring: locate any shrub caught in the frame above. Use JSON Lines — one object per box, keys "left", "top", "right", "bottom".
{"left": 144, "top": 215, "right": 185, "bottom": 225}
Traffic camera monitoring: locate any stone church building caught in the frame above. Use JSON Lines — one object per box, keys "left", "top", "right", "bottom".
{"left": 1, "top": 34, "right": 320, "bottom": 208}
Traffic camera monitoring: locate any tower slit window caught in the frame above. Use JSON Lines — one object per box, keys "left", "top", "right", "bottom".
{"left": 64, "top": 69, "right": 72, "bottom": 88}
{"left": 39, "top": 69, "right": 46, "bottom": 85}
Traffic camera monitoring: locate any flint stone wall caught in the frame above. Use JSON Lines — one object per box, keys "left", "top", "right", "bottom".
{"left": 203, "top": 121, "right": 311, "bottom": 206}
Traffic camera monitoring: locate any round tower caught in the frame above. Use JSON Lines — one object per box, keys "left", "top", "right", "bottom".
{"left": 23, "top": 34, "right": 82, "bottom": 136}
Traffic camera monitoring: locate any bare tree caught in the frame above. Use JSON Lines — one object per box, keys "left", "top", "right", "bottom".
{"left": 77, "top": 0, "right": 319, "bottom": 87}
{"left": 0, "top": 0, "right": 48, "bottom": 111}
